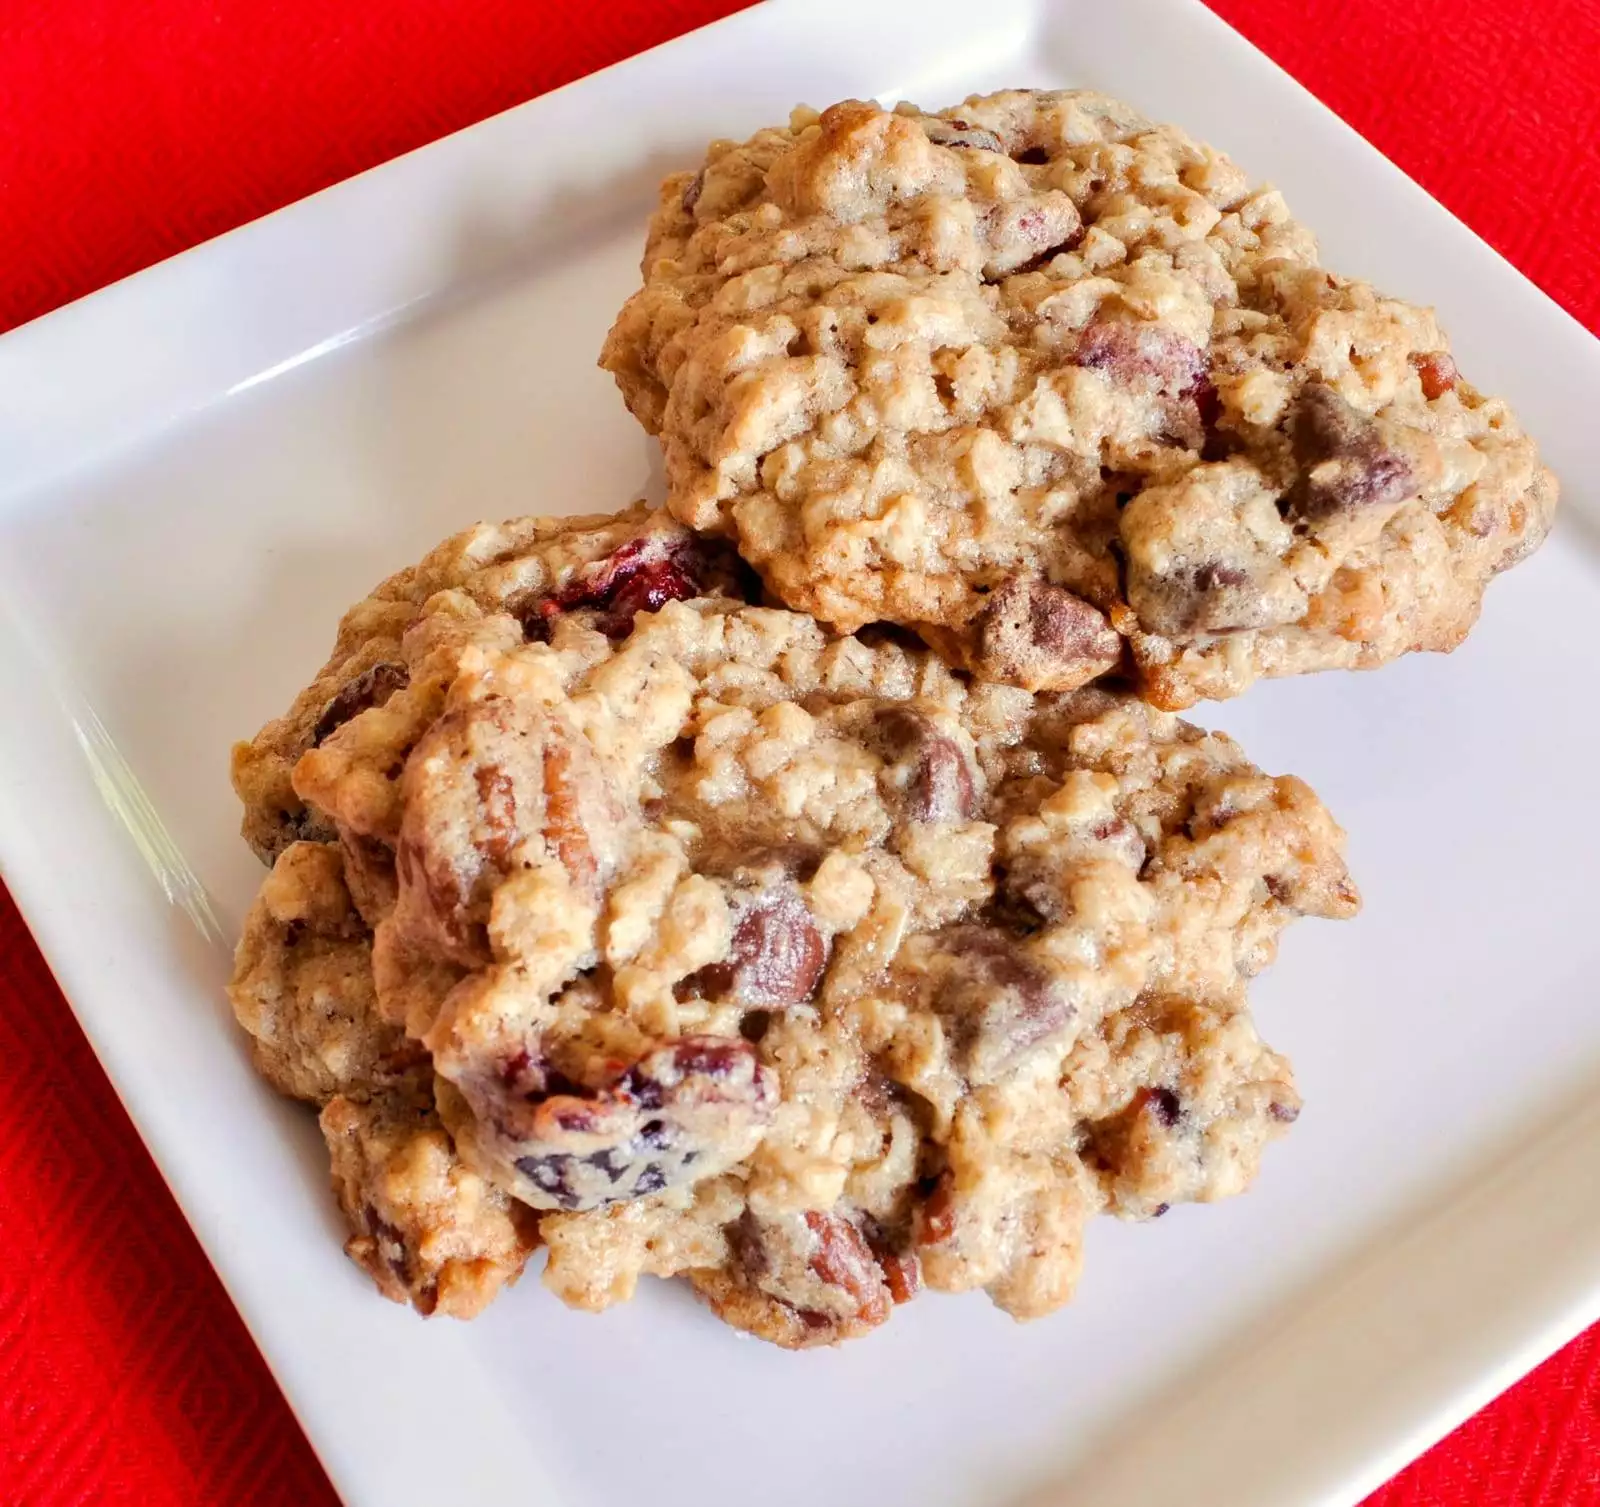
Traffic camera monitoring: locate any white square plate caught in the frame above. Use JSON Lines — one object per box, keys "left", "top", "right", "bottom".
{"left": 3, "top": 1, "right": 1598, "bottom": 1503}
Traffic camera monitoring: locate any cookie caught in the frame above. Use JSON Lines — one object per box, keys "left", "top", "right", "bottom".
{"left": 252, "top": 514, "right": 1356, "bottom": 1344}
{"left": 227, "top": 839, "right": 425, "bottom": 1103}
{"left": 228, "top": 841, "right": 538, "bottom": 1315}
{"left": 230, "top": 504, "right": 752, "bottom": 864}
{"left": 322, "top": 1090, "right": 541, "bottom": 1320}
{"left": 600, "top": 89, "right": 1556, "bottom": 707}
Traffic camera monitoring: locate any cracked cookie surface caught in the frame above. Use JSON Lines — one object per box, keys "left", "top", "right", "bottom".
{"left": 601, "top": 89, "right": 1556, "bottom": 707}
{"left": 236, "top": 507, "right": 1357, "bottom": 1344}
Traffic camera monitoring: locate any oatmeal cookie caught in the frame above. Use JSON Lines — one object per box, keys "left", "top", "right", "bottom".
{"left": 227, "top": 839, "right": 425, "bottom": 1103}
{"left": 601, "top": 89, "right": 1556, "bottom": 707}
{"left": 265, "top": 515, "right": 1356, "bottom": 1343}
{"left": 322, "top": 1090, "right": 540, "bottom": 1319}
{"left": 230, "top": 504, "right": 752, "bottom": 863}
{"left": 228, "top": 841, "right": 538, "bottom": 1314}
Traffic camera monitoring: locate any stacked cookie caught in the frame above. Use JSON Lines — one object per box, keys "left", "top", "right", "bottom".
{"left": 228, "top": 90, "right": 1554, "bottom": 1343}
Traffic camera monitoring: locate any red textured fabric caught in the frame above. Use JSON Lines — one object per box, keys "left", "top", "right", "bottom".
{"left": 1, "top": 1, "right": 1598, "bottom": 1503}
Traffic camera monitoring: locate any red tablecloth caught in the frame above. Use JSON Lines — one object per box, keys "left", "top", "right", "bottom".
{"left": 1, "top": 1, "right": 1597, "bottom": 1502}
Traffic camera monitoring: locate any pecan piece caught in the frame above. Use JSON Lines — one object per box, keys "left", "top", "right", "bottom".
{"left": 693, "top": 1208, "right": 897, "bottom": 1348}
{"left": 860, "top": 1214, "right": 922, "bottom": 1304}
{"left": 392, "top": 697, "right": 621, "bottom": 965}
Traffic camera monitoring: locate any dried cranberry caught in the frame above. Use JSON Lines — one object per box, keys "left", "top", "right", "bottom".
{"left": 629, "top": 1038, "right": 752, "bottom": 1087}
{"left": 1088, "top": 814, "right": 1148, "bottom": 871}
{"left": 499, "top": 1035, "right": 776, "bottom": 1212}
{"left": 499, "top": 1048, "right": 533, "bottom": 1088}
{"left": 523, "top": 534, "right": 727, "bottom": 641}
{"left": 1194, "top": 562, "right": 1249, "bottom": 593}
{"left": 1410, "top": 351, "right": 1459, "bottom": 400}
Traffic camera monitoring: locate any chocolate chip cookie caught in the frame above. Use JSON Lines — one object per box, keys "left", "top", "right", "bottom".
{"left": 601, "top": 89, "right": 1556, "bottom": 707}
{"left": 234, "top": 506, "right": 1357, "bottom": 1343}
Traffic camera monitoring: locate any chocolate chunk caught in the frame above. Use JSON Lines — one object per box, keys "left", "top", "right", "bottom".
{"left": 1147, "top": 1087, "right": 1182, "bottom": 1127}
{"left": 690, "top": 887, "right": 827, "bottom": 1010}
{"left": 312, "top": 662, "right": 409, "bottom": 747}
{"left": 1131, "top": 554, "right": 1264, "bottom": 638}
{"left": 1284, "top": 382, "right": 1415, "bottom": 523}
{"left": 932, "top": 925, "right": 1074, "bottom": 1084}
{"left": 874, "top": 706, "right": 978, "bottom": 824}
{"left": 971, "top": 575, "right": 1122, "bottom": 691}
